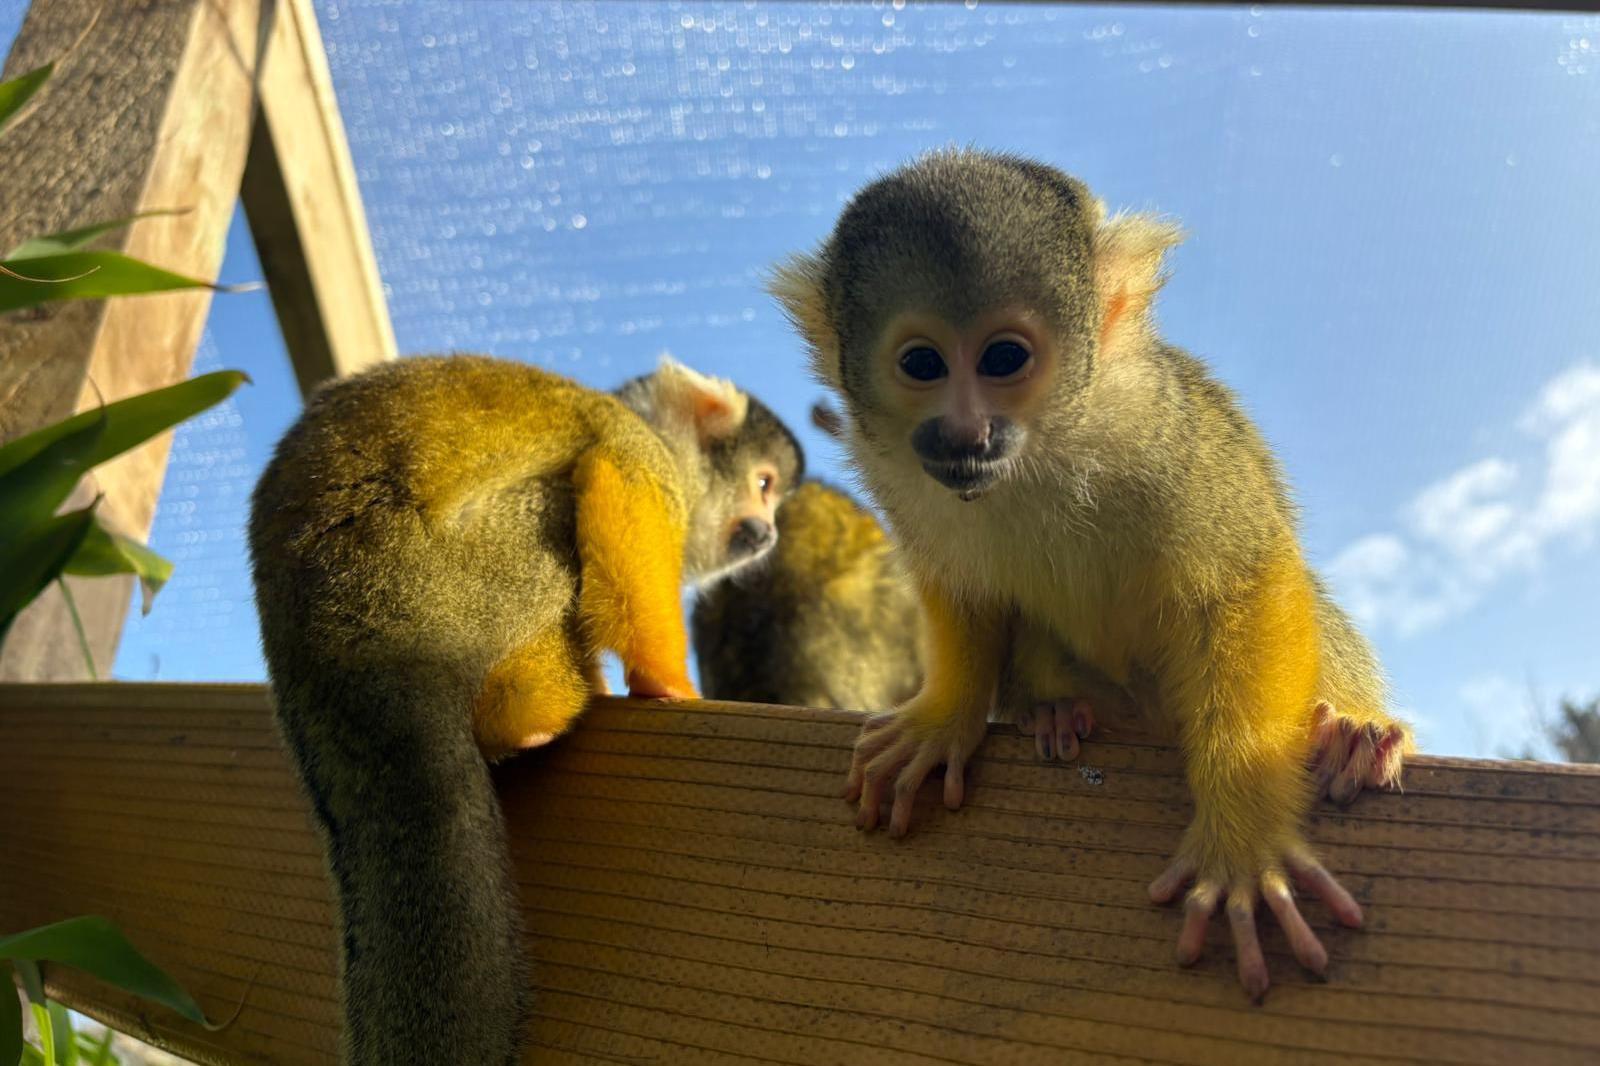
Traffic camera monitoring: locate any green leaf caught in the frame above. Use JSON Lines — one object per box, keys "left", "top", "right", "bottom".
{"left": 0, "top": 919, "right": 206, "bottom": 1027}
{"left": 76, "top": 1029, "right": 115, "bottom": 1066}
{"left": 0, "top": 506, "right": 97, "bottom": 638}
{"left": 0, "top": 370, "right": 248, "bottom": 484}
{"left": 44, "top": 1006, "right": 72, "bottom": 1066}
{"left": 63, "top": 520, "right": 172, "bottom": 616}
{"left": 22, "top": 1046, "right": 44, "bottom": 1066}
{"left": 0, "top": 416, "right": 105, "bottom": 536}
{"left": 12, "top": 963, "right": 42, "bottom": 1010}
{"left": 0, "top": 251, "right": 256, "bottom": 312}
{"left": 26, "top": 1006, "right": 50, "bottom": 1066}
{"left": 80, "top": 1024, "right": 116, "bottom": 1062}
{"left": 13, "top": 964, "right": 51, "bottom": 1066}
{"left": 2, "top": 961, "right": 20, "bottom": 1066}
{"left": 7, "top": 210, "right": 191, "bottom": 261}
{"left": 0, "top": 63, "right": 51, "bottom": 134}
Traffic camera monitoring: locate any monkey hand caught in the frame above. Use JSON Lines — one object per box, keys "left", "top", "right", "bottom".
{"left": 1148, "top": 833, "right": 1363, "bottom": 1002}
{"left": 1310, "top": 702, "right": 1410, "bottom": 805}
{"left": 844, "top": 698, "right": 989, "bottom": 838}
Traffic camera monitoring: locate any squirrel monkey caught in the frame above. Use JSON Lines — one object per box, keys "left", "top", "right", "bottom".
{"left": 692, "top": 476, "right": 924, "bottom": 710}
{"left": 248, "top": 354, "right": 802, "bottom": 1064}
{"left": 771, "top": 150, "right": 1412, "bottom": 1001}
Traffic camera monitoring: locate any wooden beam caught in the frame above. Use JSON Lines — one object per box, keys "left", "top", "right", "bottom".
{"left": 241, "top": 0, "right": 397, "bottom": 397}
{"left": 0, "top": 0, "right": 267, "bottom": 681}
{"left": 1, "top": 684, "right": 1596, "bottom": 1066}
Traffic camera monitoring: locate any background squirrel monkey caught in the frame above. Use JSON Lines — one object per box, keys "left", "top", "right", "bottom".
{"left": 692, "top": 476, "right": 924, "bottom": 710}
{"left": 249, "top": 354, "right": 802, "bottom": 1064}
{"left": 772, "top": 149, "right": 1412, "bottom": 1001}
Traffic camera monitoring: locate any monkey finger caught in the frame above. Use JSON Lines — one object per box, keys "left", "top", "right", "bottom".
{"left": 1055, "top": 703, "right": 1080, "bottom": 762}
{"left": 1176, "top": 881, "right": 1220, "bottom": 965}
{"left": 855, "top": 769, "right": 888, "bottom": 831}
{"left": 1286, "top": 852, "right": 1364, "bottom": 928}
{"left": 888, "top": 745, "right": 943, "bottom": 838}
{"left": 1226, "top": 890, "right": 1270, "bottom": 1002}
{"left": 1149, "top": 855, "right": 1198, "bottom": 904}
{"left": 1028, "top": 702, "right": 1067, "bottom": 760}
{"left": 1362, "top": 723, "right": 1407, "bottom": 789}
{"left": 1328, "top": 759, "right": 1367, "bottom": 806}
{"left": 846, "top": 717, "right": 903, "bottom": 800}
{"left": 1262, "top": 873, "right": 1328, "bottom": 974}
{"left": 1071, "top": 698, "right": 1096, "bottom": 741}
{"left": 1311, "top": 701, "right": 1335, "bottom": 740}
{"left": 859, "top": 711, "right": 898, "bottom": 737}
{"left": 855, "top": 738, "right": 907, "bottom": 829}
{"left": 943, "top": 751, "right": 967, "bottom": 810}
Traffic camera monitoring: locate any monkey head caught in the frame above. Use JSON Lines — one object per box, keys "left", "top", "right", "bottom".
{"left": 616, "top": 356, "right": 805, "bottom": 583}
{"left": 771, "top": 149, "right": 1181, "bottom": 502}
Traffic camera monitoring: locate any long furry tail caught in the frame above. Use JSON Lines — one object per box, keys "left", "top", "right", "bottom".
{"left": 271, "top": 664, "right": 527, "bottom": 1064}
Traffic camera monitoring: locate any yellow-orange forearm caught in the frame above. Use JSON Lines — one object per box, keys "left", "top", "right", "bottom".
{"left": 899, "top": 580, "right": 1005, "bottom": 733}
{"left": 1171, "top": 548, "right": 1323, "bottom": 876}
{"left": 573, "top": 453, "right": 694, "bottom": 691}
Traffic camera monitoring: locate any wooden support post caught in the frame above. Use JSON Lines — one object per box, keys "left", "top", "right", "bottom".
{"left": 0, "top": 0, "right": 266, "bottom": 681}
{"left": 0, "top": 0, "right": 394, "bottom": 680}
{"left": 242, "top": 0, "right": 397, "bottom": 396}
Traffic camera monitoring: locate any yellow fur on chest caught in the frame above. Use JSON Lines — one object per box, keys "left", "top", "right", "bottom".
{"left": 898, "top": 477, "right": 1319, "bottom": 726}
{"left": 901, "top": 505, "right": 1144, "bottom": 685}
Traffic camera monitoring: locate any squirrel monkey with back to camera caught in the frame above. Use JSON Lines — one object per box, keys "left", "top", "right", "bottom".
{"left": 249, "top": 354, "right": 802, "bottom": 1064}
{"left": 772, "top": 150, "right": 1412, "bottom": 1000}
{"left": 692, "top": 474, "right": 924, "bottom": 710}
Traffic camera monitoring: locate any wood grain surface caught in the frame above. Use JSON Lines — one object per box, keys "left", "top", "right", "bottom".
{"left": 1, "top": 683, "right": 1596, "bottom": 1065}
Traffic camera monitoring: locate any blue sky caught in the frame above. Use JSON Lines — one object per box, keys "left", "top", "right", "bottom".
{"left": 6, "top": 2, "right": 1596, "bottom": 757}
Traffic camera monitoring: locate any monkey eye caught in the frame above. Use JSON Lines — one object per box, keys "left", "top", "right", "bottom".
{"left": 757, "top": 471, "right": 776, "bottom": 499}
{"left": 978, "top": 340, "right": 1031, "bottom": 378}
{"left": 898, "top": 346, "right": 947, "bottom": 382}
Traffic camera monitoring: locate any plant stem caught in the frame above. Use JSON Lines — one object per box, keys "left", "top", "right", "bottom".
{"left": 57, "top": 577, "right": 97, "bottom": 680}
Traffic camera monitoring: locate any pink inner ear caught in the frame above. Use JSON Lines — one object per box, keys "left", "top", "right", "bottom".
{"left": 694, "top": 392, "right": 739, "bottom": 439}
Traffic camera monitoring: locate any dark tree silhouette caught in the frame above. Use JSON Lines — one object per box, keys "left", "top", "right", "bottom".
{"left": 1545, "top": 696, "right": 1600, "bottom": 764}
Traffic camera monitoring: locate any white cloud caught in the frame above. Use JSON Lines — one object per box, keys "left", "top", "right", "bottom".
{"left": 1328, "top": 360, "right": 1600, "bottom": 638}
{"left": 1457, "top": 674, "right": 1542, "bottom": 759}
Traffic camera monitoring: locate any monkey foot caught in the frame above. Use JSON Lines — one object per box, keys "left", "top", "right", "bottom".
{"left": 1149, "top": 843, "right": 1364, "bottom": 1003}
{"left": 625, "top": 668, "right": 698, "bottom": 701}
{"left": 519, "top": 732, "right": 557, "bottom": 749}
{"left": 1310, "top": 702, "right": 1409, "bottom": 805}
{"left": 1016, "top": 699, "right": 1095, "bottom": 761}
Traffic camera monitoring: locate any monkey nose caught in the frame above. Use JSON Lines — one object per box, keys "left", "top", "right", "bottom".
{"left": 942, "top": 417, "right": 993, "bottom": 455}
{"left": 730, "top": 517, "right": 777, "bottom": 556}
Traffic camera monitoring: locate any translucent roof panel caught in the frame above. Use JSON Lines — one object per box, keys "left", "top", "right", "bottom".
{"left": 7, "top": 1, "right": 1594, "bottom": 757}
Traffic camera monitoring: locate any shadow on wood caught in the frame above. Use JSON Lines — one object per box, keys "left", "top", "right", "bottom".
{"left": 0, "top": 683, "right": 1596, "bottom": 1064}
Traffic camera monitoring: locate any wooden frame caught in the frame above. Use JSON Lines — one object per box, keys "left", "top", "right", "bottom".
{"left": 2, "top": 684, "right": 1597, "bottom": 1066}
{"left": 0, "top": 0, "right": 395, "bottom": 683}
{"left": 2, "top": 1, "right": 1598, "bottom": 1064}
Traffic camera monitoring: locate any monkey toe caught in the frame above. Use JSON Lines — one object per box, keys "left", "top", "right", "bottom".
{"left": 1025, "top": 701, "right": 1086, "bottom": 761}
{"left": 1311, "top": 708, "right": 1409, "bottom": 804}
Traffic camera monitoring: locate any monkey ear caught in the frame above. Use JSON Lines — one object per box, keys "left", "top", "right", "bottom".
{"left": 810, "top": 401, "right": 846, "bottom": 440}
{"left": 768, "top": 254, "right": 842, "bottom": 390}
{"left": 652, "top": 355, "right": 750, "bottom": 442}
{"left": 1092, "top": 210, "right": 1185, "bottom": 355}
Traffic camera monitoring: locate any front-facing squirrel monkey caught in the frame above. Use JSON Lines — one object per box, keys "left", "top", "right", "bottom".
{"left": 772, "top": 149, "right": 1412, "bottom": 1001}
{"left": 248, "top": 354, "right": 802, "bottom": 1064}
